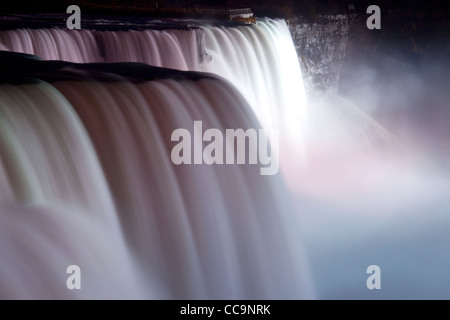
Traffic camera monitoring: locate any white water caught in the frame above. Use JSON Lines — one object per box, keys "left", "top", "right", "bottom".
{"left": 201, "top": 20, "right": 307, "bottom": 145}
{"left": 0, "top": 82, "right": 150, "bottom": 299}
{"left": 0, "top": 70, "right": 313, "bottom": 298}
{"left": 0, "top": 28, "right": 202, "bottom": 69}
{"left": 0, "top": 19, "right": 307, "bottom": 148}
{"left": 0, "top": 18, "right": 314, "bottom": 299}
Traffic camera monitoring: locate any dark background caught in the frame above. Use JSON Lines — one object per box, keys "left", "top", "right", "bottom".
{"left": 1, "top": 0, "right": 449, "bottom": 16}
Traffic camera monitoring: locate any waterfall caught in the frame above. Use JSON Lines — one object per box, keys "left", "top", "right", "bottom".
{"left": 0, "top": 75, "right": 151, "bottom": 299}
{"left": 0, "top": 28, "right": 201, "bottom": 68}
{"left": 201, "top": 20, "right": 307, "bottom": 145}
{"left": 0, "top": 19, "right": 307, "bottom": 149}
{"left": 0, "top": 53, "right": 313, "bottom": 299}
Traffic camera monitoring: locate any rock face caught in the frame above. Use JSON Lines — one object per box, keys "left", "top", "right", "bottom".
{"left": 288, "top": 10, "right": 449, "bottom": 98}
{"left": 288, "top": 15, "right": 354, "bottom": 96}
{"left": 287, "top": 10, "right": 449, "bottom": 152}
{"left": 287, "top": 14, "right": 399, "bottom": 151}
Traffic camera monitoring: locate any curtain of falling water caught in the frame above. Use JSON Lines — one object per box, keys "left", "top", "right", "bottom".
{"left": 0, "top": 82, "right": 153, "bottom": 299}
{"left": 200, "top": 19, "right": 307, "bottom": 146}
{"left": 53, "top": 75, "right": 313, "bottom": 299}
{"left": 0, "top": 28, "right": 202, "bottom": 69}
{"left": 0, "top": 16, "right": 313, "bottom": 298}
{"left": 0, "top": 19, "right": 307, "bottom": 146}
{"left": 0, "top": 66, "right": 313, "bottom": 298}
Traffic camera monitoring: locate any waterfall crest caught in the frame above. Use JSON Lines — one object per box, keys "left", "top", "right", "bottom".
{"left": 0, "top": 19, "right": 307, "bottom": 145}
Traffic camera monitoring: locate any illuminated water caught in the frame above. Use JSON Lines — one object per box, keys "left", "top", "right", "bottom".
{"left": 0, "top": 18, "right": 307, "bottom": 147}
{"left": 0, "top": 52, "right": 313, "bottom": 299}
{"left": 2, "top": 14, "right": 450, "bottom": 300}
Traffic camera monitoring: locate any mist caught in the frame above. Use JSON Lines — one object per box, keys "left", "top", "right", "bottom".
{"left": 288, "top": 22, "right": 450, "bottom": 298}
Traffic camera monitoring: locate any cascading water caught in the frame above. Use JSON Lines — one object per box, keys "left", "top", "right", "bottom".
{"left": 0, "top": 52, "right": 313, "bottom": 299}
{"left": 0, "top": 27, "right": 202, "bottom": 69}
{"left": 0, "top": 18, "right": 307, "bottom": 151}
{"left": 1, "top": 7, "right": 446, "bottom": 299}
{"left": 0, "top": 68, "right": 152, "bottom": 299}
{"left": 201, "top": 20, "right": 307, "bottom": 145}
